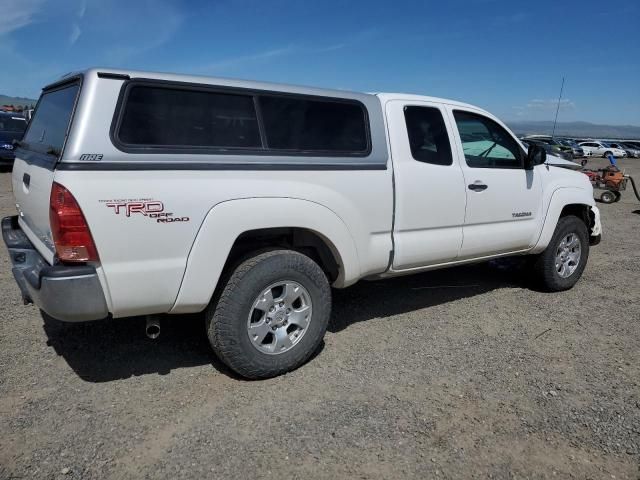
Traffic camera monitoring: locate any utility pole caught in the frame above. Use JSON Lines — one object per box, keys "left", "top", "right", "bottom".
{"left": 551, "top": 77, "right": 565, "bottom": 138}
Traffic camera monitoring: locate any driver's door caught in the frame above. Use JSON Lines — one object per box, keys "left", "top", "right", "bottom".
{"left": 449, "top": 108, "right": 543, "bottom": 258}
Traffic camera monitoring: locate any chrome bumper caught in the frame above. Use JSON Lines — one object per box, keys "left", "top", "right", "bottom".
{"left": 2, "top": 215, "right": 109, "bottom": 322}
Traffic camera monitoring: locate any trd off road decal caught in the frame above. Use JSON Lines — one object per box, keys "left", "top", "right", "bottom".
{"left": 100, "top": 198, "right": 189, "bottom": 223}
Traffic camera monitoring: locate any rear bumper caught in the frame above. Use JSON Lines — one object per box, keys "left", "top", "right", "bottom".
{"left": 2, "top": 215, "right": 109, "bottom": 322}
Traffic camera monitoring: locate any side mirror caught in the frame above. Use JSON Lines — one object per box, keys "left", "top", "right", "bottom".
{"left": 524, "top": 144, "right": 546, "bottom": 170}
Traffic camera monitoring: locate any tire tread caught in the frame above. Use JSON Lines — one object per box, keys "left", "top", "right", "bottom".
{"left": 206, "top": 249, "right": 331, "bottom": 379}
{"left": 532, "top": 215, "right": 589, "bottom": 292}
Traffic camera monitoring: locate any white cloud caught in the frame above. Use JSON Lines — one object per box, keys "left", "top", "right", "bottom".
{"left": 197, "top": 43, "right": 350, "bottom": 74}
{"left": 102, "top": 0, "right": 185, "bottom": 62}
{"left": 69, "top": 23, "right": 81, "bottom": 45}
{"left": 0, "top": 0, "right": 45, "bottom": 35}
{"left": 70, "top": 0, "right": 86, "bottom": 45}
{"left": 511, "top": 98, "right": 577, "bottom": 120}
{"left": 526, "top": 98, "right": 576, "bottom": 110}
{"left": 200, "top": 46, "right": 297, "bottom": 73}
{"left": 194, "top": 29, "right": 377, "bottom": 75}
{"left": 78, "top": 0, "right": 86, "bottom": 18}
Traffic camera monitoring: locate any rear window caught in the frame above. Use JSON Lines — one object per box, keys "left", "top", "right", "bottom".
{"left": 118, "top": 86, "right": 261, "bottom": 149}
{"left": 259, "top": 96, "right": 368, "bottom": 153}
{"left": 23, "top": 82, "right": 80, "bottom": 156}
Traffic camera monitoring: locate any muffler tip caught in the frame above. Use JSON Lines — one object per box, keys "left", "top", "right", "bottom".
{"left": 145, "top": 317, "right": 160, "bottom": 340}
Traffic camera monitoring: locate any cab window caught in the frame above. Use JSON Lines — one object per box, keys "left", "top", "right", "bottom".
{"left": 404, "top": 106, "right": 452, "bottom": 166}
{"left": 453, "top": 110, "right": 523, "bottom": 169}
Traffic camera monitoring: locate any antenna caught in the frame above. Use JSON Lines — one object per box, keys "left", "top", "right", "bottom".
{"left": 551, "top": 77, "right": 565, "bottom": 138}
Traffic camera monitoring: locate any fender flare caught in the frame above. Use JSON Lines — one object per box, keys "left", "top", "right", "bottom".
{"left": 530, "top": 187, "right": 594, "bottom": 254}
{"left": 170, "top": 197, "right": 359, "bottom": 313}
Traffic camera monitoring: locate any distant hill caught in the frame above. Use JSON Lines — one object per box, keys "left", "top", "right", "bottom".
{"left": 508, "top": 120, "right": 640, "bottom": 140}
{"left": 0, "top": 94, "right": 37, "bottom": 108}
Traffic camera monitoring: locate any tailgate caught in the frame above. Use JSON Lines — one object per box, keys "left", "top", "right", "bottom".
{"left": 12, "top": 80, "right": 81, "bottom": 263}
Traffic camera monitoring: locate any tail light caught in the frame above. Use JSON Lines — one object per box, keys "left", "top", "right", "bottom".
{"left": 49, "top": 182, "right": 99, "bottom": 262}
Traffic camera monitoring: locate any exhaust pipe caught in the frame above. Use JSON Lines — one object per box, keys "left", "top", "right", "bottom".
{"left": 145, "top": 316, "right": 160, "bottom": 339}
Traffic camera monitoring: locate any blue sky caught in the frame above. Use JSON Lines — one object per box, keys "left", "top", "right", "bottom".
{"left": 1, "top": 0, "right": 638, "bottom": 125}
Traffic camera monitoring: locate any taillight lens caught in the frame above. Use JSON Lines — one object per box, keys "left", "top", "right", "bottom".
{"left": 49, "top": 182, "right": 99, "bottom": 262}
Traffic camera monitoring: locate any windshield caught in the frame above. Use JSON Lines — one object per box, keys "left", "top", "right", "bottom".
{"left": 0, "top": 116, "right": 27, "bottom": 133}
{"left": 22, "top": 82, "right": 80, "bottom": 157}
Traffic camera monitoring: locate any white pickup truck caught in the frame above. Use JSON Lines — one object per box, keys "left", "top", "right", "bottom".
{"left": 3, "top": 68, "right": 601, "bottom": 378}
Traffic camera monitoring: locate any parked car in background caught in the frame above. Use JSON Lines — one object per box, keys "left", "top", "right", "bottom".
{"left": 557, "top": 138, "right": 586, "bottom": 158}
{"left": 521, "top": 137, "right": 573, "bottom": 160}
{"left": 605, "top": 142, "right": 640, "bottom": 158}
{"left": 578, "top": 141, "right": 626, "bottom": 158}
{"left": 622, "top": 140, "right": 640, "bottom": 151}
{"left": 0, "top": 112, "right": 27, "bottom": 169}
{"left": 522, "top": 135, "right": 576, "bottom": 159}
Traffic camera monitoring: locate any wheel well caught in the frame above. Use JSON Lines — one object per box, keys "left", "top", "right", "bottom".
{"left": 224, "top": 228, "right": 341, "bottom": 283}
{"left": 560, "top": 204, "right": 590, "bottom": 229}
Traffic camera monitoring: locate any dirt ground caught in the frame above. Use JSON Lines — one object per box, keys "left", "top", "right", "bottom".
{"left": 0, "top": 157, "right": 639, "bottom": 479}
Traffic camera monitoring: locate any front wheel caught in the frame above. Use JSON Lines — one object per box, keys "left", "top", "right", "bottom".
{"left": 206, "top": 250, "right": 331, "bottom": 379}
{"left": 603, "top": 151, "right": 612, "bottom": 158}
{"left": 531, "top": 215, "right": 589, "bottom": 292}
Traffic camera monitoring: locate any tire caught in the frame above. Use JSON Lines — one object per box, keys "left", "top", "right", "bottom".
{"left": 600, "top": 190, "right": 616, "bottom": 204}
{"left": 206, "top": 249, "right": 331, "bottom": 379}
{"left": 613, "top": 191, "right": 622, "bottom": 202}
{"left": 603, "top": 151, "right": 612, "bottom": 158}
{"left": 531, "top": 215, "right": 589, "bottom": 292}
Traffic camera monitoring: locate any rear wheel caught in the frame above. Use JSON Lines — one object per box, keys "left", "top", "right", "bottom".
{"left": 206, "top": 249, "right": 331, "bottom": 379}
{"left": 531, "top": 215, "right": 589, "bottom": 291}
{"left": 603, "top": 151, "right": 612, "bottom": 158}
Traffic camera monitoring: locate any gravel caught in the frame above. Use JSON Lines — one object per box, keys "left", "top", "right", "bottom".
{"left": 1, "top": 157, "right": 639, "bottom": 479}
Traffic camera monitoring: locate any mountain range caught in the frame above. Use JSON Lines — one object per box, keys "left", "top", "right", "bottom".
{"left": 0, "top": 94, "right": 37, "bottom": 108}
{"left": 507, "top": 120, "right": 640, "bottom": 139}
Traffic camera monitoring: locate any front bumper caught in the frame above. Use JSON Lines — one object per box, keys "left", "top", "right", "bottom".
{"left": 0, "top": 149, "right": 15, "bottom": 166}
{"left": 2, "top": 215, "right": 109, "bottom": 322}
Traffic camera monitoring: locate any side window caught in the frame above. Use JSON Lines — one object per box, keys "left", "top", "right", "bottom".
{"left": 117, "top": 85, "right": 261, "bottom": 149}
{"left": 403, "top": 106, "right": 453, "bottom": 166}
{"left": 259, "top": 96, "right": 368, "bottom": 153}
{"left": 453, "top": 110, "right": 523, "bottom": 169}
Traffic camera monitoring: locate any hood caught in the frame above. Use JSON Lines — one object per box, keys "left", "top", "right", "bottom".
{"left": 544, "top": 154, "right": 582, "bottom": 170}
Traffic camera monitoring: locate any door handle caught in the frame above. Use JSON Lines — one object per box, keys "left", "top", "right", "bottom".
{"left": 468, "top": 182, "right": 487, "bottom": 192}
{"left": 22, "top": 173, "right": 30, "bottom": 187}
